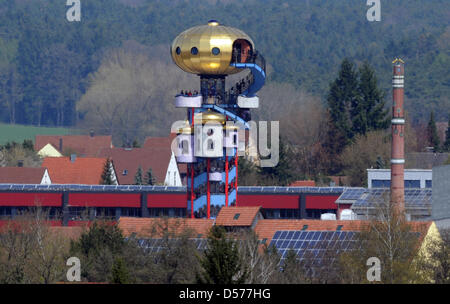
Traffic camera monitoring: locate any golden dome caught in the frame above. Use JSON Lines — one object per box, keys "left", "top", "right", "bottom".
{"left": 171, "top": 21, "right": 254, "bottom": 75}
{"left": 223, "top": 125, "right": 239, "bottom": 131}
{"left": 194, "top": 110, "right": 226, "bottom": 125}
{"left": 177, "top": 121, "right": 194, "bottom": 134}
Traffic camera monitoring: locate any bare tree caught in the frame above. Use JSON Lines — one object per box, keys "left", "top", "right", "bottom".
{"left": 339, "top": 195, "right": 426, "bottom": 284}
{"left": 77, "top": 43, "right": 197, "bottom": 146}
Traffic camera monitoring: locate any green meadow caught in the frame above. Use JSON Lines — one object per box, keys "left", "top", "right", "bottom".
{"left": 0, "top": 123, "right": 77, "bottom": 145}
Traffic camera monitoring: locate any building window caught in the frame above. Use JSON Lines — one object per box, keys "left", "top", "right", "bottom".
{"left": 207, "top": 139, "right": 214, "bottom": 150}
{"left": 181, "top": 139, "right": 189, "bottom": 154}
{"left": 122, "top": 170, "right": 128, "bottom": 176}
{"left": 372, "top": 179, "right": 390, "bottom": 188}
{"left": 404, "top": 180, "right": 420, "bottom": 188}
{"left": 121, "top": 208, "right": 141, "bottom": 217}
{"left": 176, "top": 46, "right": 181, "bottom": 55}
{"left": 211, "top": 47, "right": 220, "bottom": 55}
{"left": 191, "top": 47, "right": 198, "bottom": 55}
{"left": 0, "top": 207, "right": 12, "bottom": 218}
{"left": 426, "top": 180, "right": 432, "bottom": 188}
{"left": 233, "top": 213, "right": 240, "bottom": 220}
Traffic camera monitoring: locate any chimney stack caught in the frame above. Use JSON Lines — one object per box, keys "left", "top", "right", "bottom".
{"left": 90, "top": 129, "right": 95, "bottom": 138}
{"left": 70, "top": 154, "right": 77, "bottom": 163}
{"left": 59, "top": 138, "right": 63, "bottom": 152}
{"left": 391, "top": 58, "right": 405, "bottom": 215}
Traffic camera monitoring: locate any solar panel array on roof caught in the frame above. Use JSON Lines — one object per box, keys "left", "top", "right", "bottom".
{"left": 133, "top": 238, "right": 208, "bottom": 253}
{"left": 338, "top": 188, "right": 366, "bottom": 201}
{"left": 0, "top": 184, "right": 187, "bottom": 192}
{"left": 238, "top": 186, "right": 345, "bottom": 194}
{"left": 269, "top": 230, "right": 359, "bottom": 266}
{"left": 352, "top": 188, "right": 431, "bottom": 208}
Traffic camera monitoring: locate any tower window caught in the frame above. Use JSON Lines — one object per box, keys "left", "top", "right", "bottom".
{"left": 207, "top": 139, "right": 214, "bottom": 150}
{"left": 182, "top": 140, "right": 189, "bottom": 154}
{"left": 191, "top": 47, "right": 198, "bottom": 55}
{"left": 212, "top": 47, "right": 220, "bottom": 55}
{"left": 207, "top": 129, "right": 214, "bottom": 136}
{"left": 176, "top": 46, "right": 181, "bottom": 55}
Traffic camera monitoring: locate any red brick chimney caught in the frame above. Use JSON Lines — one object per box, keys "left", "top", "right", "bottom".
{"left": 391, "top": 58, "right": 405, "bottom": 215}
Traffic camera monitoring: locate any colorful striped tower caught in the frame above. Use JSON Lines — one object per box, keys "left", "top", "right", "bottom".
{"left": 170, "top": 21, "right": 266, "bottom": 218}
{"left": 391, "top": 58, "right": 405, "bottom": 215}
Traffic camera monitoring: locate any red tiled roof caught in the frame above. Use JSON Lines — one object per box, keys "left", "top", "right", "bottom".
{"left": 289, "top": 180, "right": 316, "bottom": 187}
{"left": 118, "top": 217, "right": 214, "bottom": 238}
{"left": 98, "top": 147, "right": 172, "bottom": 185}
{"left": 143, "top": 134, "right": 177, "bottom": 149}
{"left": 49, "top": 226, "right": 84, "bottom": 240}
{"left": 215, "top": 206, "right": 261, "bottom": 227}
{"left": 0, "top": 167, "right": 47, "bottom": 184}
{"left": 41, "top": 157, "right": 107, "bottom": 184}
{"left": 35, "top": 135, "right": 112, "bottom": 157}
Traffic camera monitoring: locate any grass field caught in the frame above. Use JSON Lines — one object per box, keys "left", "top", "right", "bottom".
{"left": 0, "top": 123, "right": 77, "bottom": 145}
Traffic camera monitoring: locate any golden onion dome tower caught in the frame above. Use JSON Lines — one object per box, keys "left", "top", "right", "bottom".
{"left": 171, "top": 20, "right": 255, "bottom": 75}
{"left": 171, "top": 21, "right": 266, "bottom": 220}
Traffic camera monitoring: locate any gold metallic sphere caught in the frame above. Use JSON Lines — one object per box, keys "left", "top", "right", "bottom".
{"left": 195, "top": 110, "right": 226, "bottom": 125}
{"left": 171, "top": 21, "right": 254, "bottom": 75}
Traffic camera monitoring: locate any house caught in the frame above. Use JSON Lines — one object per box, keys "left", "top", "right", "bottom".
{"left": 35, "top": 134, "right": 113, "bottom": 158}
{"left": 99, "top": 146, "right": 185, "bottom": 186}
{"left": 0, "top": 167, "right": 52, "bottom": 184}
{"left": 215, "top": 206, "right": 263, "bottom": 230}
{"left": 367, "top": 168, "right": 432, "bottom": 189}
{"left": 289, "top": 180, "right": 316, "bottom": 187}
{"left": 41, "top": 156, "right": 117, "bottom": 185}
{"left": 118, "top": 217, "right": 214, "bottom": 238}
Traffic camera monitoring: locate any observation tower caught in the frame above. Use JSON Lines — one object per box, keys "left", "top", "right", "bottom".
{"left": 170, "top": 20, "right": 266, "bottom": 219}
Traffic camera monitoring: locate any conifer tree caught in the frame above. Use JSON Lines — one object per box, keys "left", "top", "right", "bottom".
{"left": 427, "top": 111, "right": 440, "bottom": 152}
{"left": 144, "top": 168, "right": 155, "bottom": 185}
{"left": 134, "top": 166, "right": 143, "bottom": 185}
{"left": 101, "top": 158, "right": 113, "bottom": 185}
{"left": 356, "top": 62, "right": 389, "bottom": 134}
{"left": 324, "top": 58, "right": 359, "bottom": 154}
{"left": 197, "top": 226, "right": 248, "bottom": 284}
{"left": 110, "top": 257, "right": 130, "bottom": 284}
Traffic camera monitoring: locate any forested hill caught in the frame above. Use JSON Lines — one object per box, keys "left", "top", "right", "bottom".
{"left": 0, "top": 0, "right": 448, "bottom": 130}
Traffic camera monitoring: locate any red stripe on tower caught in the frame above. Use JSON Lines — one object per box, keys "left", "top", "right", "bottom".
{"left": 391, "top": 58, "right": 405, "bottom": 215}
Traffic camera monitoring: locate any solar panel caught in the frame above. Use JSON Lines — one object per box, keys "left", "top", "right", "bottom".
{"left": 133, "top": 237, "right": 208, "bottom": 253}
{"left": 269, "top": 230, "right": 360, "bottom": 268}
{"left": 352, "top": 188, "right": 432, "bottom": 209}
{"left": 339, "top": 188, "right": 366, "bottom": 200}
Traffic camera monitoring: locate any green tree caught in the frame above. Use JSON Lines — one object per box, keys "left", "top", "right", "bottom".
{"left": 134, "top": 166, "right": 143, "bottom": 185}
{"left": 427, "top": 111, "right": 440, "bottom": 152}
{"left": 356, "top": 62, "right": 389, "bottom": 134}
{"left": 69, "top": 222, "right": 126, "bottom": 282}
{"left": 327, "top": 59, "right": 359, "bottom": 142}
{"left": 110, "top": 257, "right": 130, "bottom": 284}
{"left": 101, "top": 158, "right": 114, "bottom": 185}
{"left": 323, "top": 58, "right": 360, "bottom": 169}
{"left": 145, "top": 168, "right": 155, "bottom": 185}
{"left": 197, "top": 226, "right": 248, "bottom": 284}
